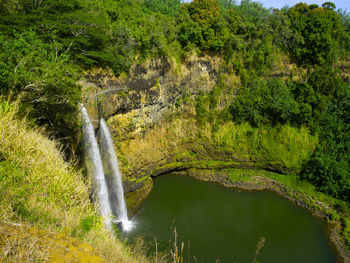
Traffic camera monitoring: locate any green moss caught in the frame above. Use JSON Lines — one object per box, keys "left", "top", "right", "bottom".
{"left": 212, "top": 122, "right": 318, "bottom": 172}
{"left": 228, "top": 169, "right": 252, "bottom": 182}
{"left": 175, "top": 150, "right": 197, "bottom": 161}
{"left": 135, "top": 175, "right": 150, "bottom": 184}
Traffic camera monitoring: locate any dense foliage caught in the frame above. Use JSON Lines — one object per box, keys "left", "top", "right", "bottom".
{"left": 0, "top": 0, "right": 349, "bottom": 200}
{"left": 287, "top": 2, "right": 342, "bottom": 66}
{"left": 230, "top": 78, "right": 299, "bottom": 126}
{"left": 0, "top": 31, "right": 81, "bottom": 148}
{"left": 302, "top": 92, "right": 350, "bottom": 201}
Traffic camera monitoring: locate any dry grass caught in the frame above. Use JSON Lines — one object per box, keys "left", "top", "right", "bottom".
{"left": 0, "top": 99, "right": 92, "bottom": 231}
{"left": 0, "top": 223, "right": 51, "bottom": 262}
{"left": 0, "top": 222, "right": 105, "bottom": 263}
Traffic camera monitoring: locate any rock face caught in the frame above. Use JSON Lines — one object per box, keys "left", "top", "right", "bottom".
{"left": 81, "top": 55, "right": 228, "bottom": 198}
{"left": 80, "top": 55, "right": 295, "bottom": 200}
{"left": 81, "top": 55, "right": 222, "bottom": 141}
{"left": 81, "top": 55, "right": 305, "bottom": 204}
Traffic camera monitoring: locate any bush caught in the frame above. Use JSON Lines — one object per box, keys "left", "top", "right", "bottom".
{"left": 230, "top": 78, "right": 299, "bottom": 126}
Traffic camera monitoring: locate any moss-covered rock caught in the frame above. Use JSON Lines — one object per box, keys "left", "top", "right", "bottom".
{"left": 125, "top": 177, "right": 153, "bottom": 216}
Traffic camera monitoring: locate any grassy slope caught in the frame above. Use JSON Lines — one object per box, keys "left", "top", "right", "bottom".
{"left": 0, "top": 99, "right": 147, "bottom": 262}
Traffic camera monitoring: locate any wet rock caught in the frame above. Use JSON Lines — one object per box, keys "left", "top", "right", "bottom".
{"left": 123, "top": 179, "right": 144, "bottom": 193}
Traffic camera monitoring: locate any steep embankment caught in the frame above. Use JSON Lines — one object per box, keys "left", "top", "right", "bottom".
{"left": 0, "top": 100, "right": 147, "bottom": 262}
{"left": 82, "top": 54, "right": 349, "bottom": 261}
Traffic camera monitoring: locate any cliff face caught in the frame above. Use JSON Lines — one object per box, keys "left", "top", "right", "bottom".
{"left": 81, "top": 54, "right": 315, "bottom": 213}
{"left": 81, "top": 55, "right": 232, "bottom": 210}
{"left": 81, "top": 55, "right": 223, "bottom": 138}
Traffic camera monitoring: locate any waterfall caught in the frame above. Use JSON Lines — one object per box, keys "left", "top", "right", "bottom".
{"left": 80, "top": 105, "right": 113, "bottom": 230}
{"left": 100, "top": 118, "right": 133, "bottom": 231}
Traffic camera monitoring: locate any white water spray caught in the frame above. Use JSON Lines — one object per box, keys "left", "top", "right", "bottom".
{"left": 100, "top": 118, "right": 133, "bottom": 231}
{"left": 80, "top": 105, "right": 113, "bottom": 230}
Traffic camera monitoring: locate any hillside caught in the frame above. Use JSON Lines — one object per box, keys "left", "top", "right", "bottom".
{"left": 0, "top": 100, "right": 147, "bottom": 262}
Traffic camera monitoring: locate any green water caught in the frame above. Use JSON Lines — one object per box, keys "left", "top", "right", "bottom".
{"left": 128, "top": 175, "right": 336, "bottom": 263}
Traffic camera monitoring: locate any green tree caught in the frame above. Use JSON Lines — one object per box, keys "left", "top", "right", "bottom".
{"left": 287, "top": 2, "right": 342, "bottom": 66}
{"left": 0, "top": 0, "right": 110, "bottom": 68}
{"left": 337, "top": 9, "right": 350, "bottom": 56}
{"left": 308, "top": 65, "right": 344, "bottom": 98}
{"left": 0, "top": 31, "right": 81, "bottom": 151}
{"left": 186, "top": 0, "right": 220, "bottom": 29}
{"left": 234, "top": 0, "right": 269, "bottom": 25}
{"left": 177, "top": 11, "right": 204, "bottom": 49}
{"left": 143, "top": 0, "right": 181, "bottom": 16}
{"left": 179, "top": 0, "right": 236, "bottom": 51}
{"left": 322, "top": 2, "right": 336, "bottom": 10}
{"left": 217, "top": 0, "right": 236, "bottom": 11}
{"left": 230, "top": 78, "right": 299, "bottom": 126}
{"left": 289, "top": 82, "right": 316, "bottom": 126}
{"left": 268, "top": 8, "right": 292, "bottom": 50}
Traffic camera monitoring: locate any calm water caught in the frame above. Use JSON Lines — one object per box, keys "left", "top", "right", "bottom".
{"left": 128, "top": 175, "right": 336, "bottom": 263}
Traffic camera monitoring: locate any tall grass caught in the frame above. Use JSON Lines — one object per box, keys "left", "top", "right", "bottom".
{"left": 0, "top": 99, "right": 147, "bottom": 262}
{"left": 0, "top": 99, "right": 92, "bottom": 230}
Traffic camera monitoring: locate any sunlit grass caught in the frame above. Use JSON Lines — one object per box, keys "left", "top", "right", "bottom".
{"left": 212, "top": 122, "right": 318, "bottom": 171}
{"left": 0, "top": 99, "right": 148, "bottom": 262}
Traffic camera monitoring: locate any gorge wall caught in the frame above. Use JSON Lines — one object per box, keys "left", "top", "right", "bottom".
{"left": 80, "top": 56, "right": 350, "bottom": 261}
{"left": 81, "top": 55, "right": 226, "bottom": 209}
{"left": 81, "top": 54, "right": 315, "bottom": 213}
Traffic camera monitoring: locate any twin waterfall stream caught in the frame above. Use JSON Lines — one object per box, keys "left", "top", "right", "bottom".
{"left": 81, "top": 105, "right": 133, "bottom": 232}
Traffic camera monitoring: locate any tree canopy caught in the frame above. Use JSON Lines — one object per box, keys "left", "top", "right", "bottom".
{"left": 287, "top": 3, "right": 342, "bottom": 66}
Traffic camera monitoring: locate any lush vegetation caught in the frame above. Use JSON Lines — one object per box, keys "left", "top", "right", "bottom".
{"left": 301, "top": 93, "right": 350, "bottom": 201}
{"left": 0, "top": 31, "right": 81, "bottom": 152}
{"left": 0, "top": 0, "right": 349, "bottom": 200}
{"left": 0, "top": 0, "right": 350, "bottom": 258}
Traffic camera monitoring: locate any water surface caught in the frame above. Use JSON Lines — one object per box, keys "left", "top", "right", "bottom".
{"left": 128, "top": 175, "right": 336, "bottom": 263}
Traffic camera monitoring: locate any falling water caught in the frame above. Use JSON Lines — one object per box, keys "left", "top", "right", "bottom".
{"left": 100, "top": 118, "right": 133, "bottom": 231}
{"left": 80, "top": 105, "right": 113, "bottom": 230}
